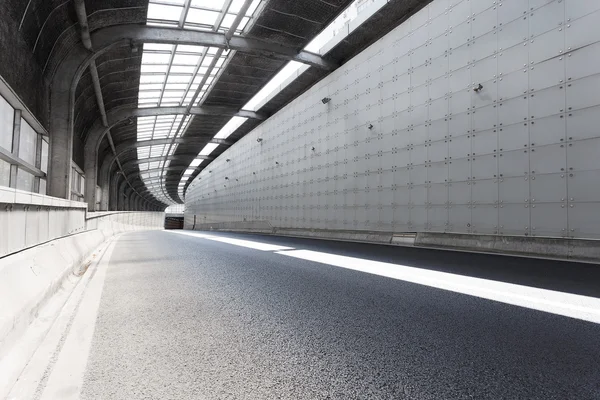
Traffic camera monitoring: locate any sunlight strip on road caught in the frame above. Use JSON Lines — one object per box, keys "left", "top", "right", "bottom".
{"left": 275, "top": 249, "right": 600, "bottom": 324}
{"left": 168, "top": 230, "right": 294, "bottom": 251}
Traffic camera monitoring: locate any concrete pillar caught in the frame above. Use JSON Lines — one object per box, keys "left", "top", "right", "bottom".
{"left": 33, "top": 133, "right": 43, "bottom": 193}
{"left": 84, "top": 153, "right": 97, "bottom": 210}
{"left": 97, "top": 164, "right": 109, "bottom": 211}
{"left": 110, "top": 171, "right": 120, "bottom": 211}
{"left": 118, "top": 180, "right": 127, "bottom": 211}
{"left": 47, "top": 85, "right": 73, "bottom": 199}
{"left": 129, "top": 191, "right": 136, "bottom": 211}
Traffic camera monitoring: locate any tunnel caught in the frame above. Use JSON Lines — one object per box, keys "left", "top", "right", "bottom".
{"left": 1, "top": 0, "right": 600, "bottom": 398}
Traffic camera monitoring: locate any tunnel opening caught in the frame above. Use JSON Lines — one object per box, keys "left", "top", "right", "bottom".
{"left": 164, "top": 216, "right": 184, "bottom": 230}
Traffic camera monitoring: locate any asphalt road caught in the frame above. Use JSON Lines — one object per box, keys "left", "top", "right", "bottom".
{"left": 80, "top": 230, "right": 600, "bottom": 400}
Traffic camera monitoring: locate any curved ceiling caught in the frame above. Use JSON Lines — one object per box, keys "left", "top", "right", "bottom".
{"left": 8, "top": 0, "right": 430, "bottom": 209}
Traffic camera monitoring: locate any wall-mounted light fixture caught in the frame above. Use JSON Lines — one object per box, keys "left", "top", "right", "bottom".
{"left": 256, "top": 138, "right": 263, "bottom": 143}
{"left": 473, "top": 83, "right": 483, "bottom": 92}
{"left": 368, "top": 124, "right": 374, "bottom": 130}
{"left": 226, "top": 159, "right": 231, "bottom": 162}
{"left": 321, "top": 97, "right": 331, "bottom": 104}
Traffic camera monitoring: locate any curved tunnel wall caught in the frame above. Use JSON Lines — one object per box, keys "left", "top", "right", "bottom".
{"left": 184, "top": 0, "right": 600, "bottom": 240}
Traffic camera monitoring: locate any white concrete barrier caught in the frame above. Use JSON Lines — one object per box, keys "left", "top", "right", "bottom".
{"left": 0, "top": 193, "right": 164, "bottom": 356}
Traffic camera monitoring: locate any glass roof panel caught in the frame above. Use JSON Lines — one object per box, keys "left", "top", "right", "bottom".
{"left": 143, "top": 0, "right": 266, "bottom": 203}
{"left": 190, "top": 0, "right": 227, "bottom": 9}
{"left": 186, "top": 9, "right": 220, "bottom": 25}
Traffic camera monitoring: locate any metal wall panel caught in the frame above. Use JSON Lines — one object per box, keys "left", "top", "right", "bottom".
{"left": 184, "top": 0, "right": 600, "bottom": 239}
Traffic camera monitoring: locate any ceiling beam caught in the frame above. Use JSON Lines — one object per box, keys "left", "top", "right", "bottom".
{"left": 121, "top": 154, "right": 205, "bottom": 169}
{"left": 86, "top": 105, "right": 262, "bottom": 152}
{"left": 91, "top": 24, "right": 337, "bottom": 71}
{"left": 129, "top": 137, "right": 232, "bottom": 148}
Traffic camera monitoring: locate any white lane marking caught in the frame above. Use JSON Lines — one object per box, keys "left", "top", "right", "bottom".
{"left": 168, "top": 230, "right": 295, "bottom": 251}
{"left": 276, "top": 249, "right": 600, "bottom": 324}
{"left": 38, "top": 238, "right": 117, "bottom": 400}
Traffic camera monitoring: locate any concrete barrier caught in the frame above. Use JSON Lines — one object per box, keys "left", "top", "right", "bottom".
{"left": 414, "top": 233, "right": 600, "bottom": 263}
{"left": 186, "top": 218, "right": 600, "bottom": 263}
{"left": 0, "top": 194, "right": 164, "bottom": 356}
{"left": 0, "top": 229, "right": 106, "bottom": 355}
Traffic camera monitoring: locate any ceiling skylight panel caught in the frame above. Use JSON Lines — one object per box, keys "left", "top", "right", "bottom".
{"left": 199, "top": 143, "right": 219, "bottom": 156}
{"left": 201, "top": 56, "right": 214, "bottom": 66}
{"left": 150, "top": 146, "right": 165, "bottom": 157}
{"left": 170, "top": 66, "right": 197, "bottom": 74}
{"left": 190, "top": 0, "right": 226, "bottom": 9}
{"left": 173, "top": 54, "right": 201, "bottom": 66}
{"left": 140, "top": 75, "right": 166, "bottom": 84}
{"left": 164, "top": 83, "right": 189, "bottom": 92}
{"left": 166, "top": 75, "right": 193, "bottom": 84}
{"left": 176, "top": 45, "right": 205, "bottom": 54}
{"left": 137, "top": 147, "right": 151, "bottom": 157}
{"left": 160, "top": 101, "right": 181, "bottom": 107}
{"left": 162, "top": 90, "right": 186, "bottom": 98}
{"left": 144, "top": 43, "right": 174, "bottom": 51}
{"left": 139, "top": 83, "right": 165, "bottom": 92}
{"left": 219, "top": 14, "right": 236, "bottom": 30}
{"left": 138, "top": 102, "right": 158, "bottom": 108}
{"left": 154, "top": 122, "right": 174, "bottom": 130}
{"left": 215, "top": 57, "right": 226, "bottom": 68}
{"left": 155, "top": 117, "right": 175, "bottom": 124}
{"left": 141, "top": 65, "right": 170, "bottom": 74}
{"left": 139, "top": 91, "right": 162, "bottom": 99}
{"left": 214, "top": 116, "right": 247, "bottom": 139}
{"left": 186, "top": 8, "right": 220, "bottom": 25}
{"left": 137, "top": 123, "right": 156, "bottom": 130}
{"left": 246, "top": 0, "right": 262, "bottom": 15}
{"left": 142, "top": 52, "right": 172, "bottom": 65}
{"left": 147, "top": 3, "right": 183, "bottom": 22}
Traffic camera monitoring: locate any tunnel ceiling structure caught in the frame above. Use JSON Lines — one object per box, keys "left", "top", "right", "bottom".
{"left": 8, "top": 0, "right": 431, "bottom": 209}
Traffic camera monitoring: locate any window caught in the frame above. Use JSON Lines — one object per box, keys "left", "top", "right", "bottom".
{"left": 16, "top": 169, "right": 34, "bottom": 192}
{"left": 19, "top": 118, "right": 37, "bottom": 165}
{"left": 71, "top": 166, "right": 85, "bottom": 202}
{"left": 0, "top": 95, "right": 48, "bottom": 195}
{"left": 41, "top": 138, "right": 48, "bottom": 173}
{"left": 0, "top": 159, "right": 9, "bottom": 187}
{"left": 0, "top": 94, "right": 13, "bottom": 150}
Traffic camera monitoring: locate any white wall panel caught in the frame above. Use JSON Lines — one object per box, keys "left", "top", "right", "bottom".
{"left": 184, "top": 0, "right": 600, "bottom": 239}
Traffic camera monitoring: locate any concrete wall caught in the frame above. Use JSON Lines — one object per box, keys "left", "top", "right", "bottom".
{"left": 0, "top": 1, "right": 49, "bottom": 129}
{"left": 185, "top": 0, "right": 600, "bottom": 243}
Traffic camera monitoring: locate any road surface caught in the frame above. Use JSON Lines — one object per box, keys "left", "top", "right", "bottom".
{"left": 68, "top": 230, "right": 600, "bottom": 399}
